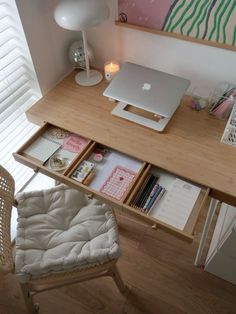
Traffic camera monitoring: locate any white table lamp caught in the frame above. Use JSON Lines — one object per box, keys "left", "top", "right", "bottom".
{"left": 54, "top": 0, "right": 109, "bottom": 86}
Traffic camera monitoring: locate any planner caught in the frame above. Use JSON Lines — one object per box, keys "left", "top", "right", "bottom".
{"left": 153, "top": 178, "right": 201, "bottom": 230}
{"left": 24, "top": 137, "right": 61, "bottom": 163}
{"left": 100, "top": 166, "right": 136, "bottom": 201}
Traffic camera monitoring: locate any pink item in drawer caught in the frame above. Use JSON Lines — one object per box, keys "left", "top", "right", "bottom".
{"left": 63, "top": 134, "right": 88, "bottom": 153}
{"left": 100, "top": 166, "right": 136, "bottom": 201}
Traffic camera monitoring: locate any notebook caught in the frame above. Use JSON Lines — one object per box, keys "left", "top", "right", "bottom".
{"left": 152, "top": 178, "right": 201, "bottom": 230}
{"left": 24, "top": 137, "right": 61, "bottom": 163}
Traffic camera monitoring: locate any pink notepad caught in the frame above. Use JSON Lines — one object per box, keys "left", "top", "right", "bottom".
{"left": 63, "top": 134, "right": 88, "bottom": 153}
{"left": 100, "top": 166, "right": 136, "bottom": 201}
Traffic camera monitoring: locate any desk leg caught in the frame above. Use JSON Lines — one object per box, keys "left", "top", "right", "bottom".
{"left": 194, "top": 198, "right": 218, "bottom": 266}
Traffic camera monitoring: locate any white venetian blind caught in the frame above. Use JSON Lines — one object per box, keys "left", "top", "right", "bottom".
{"left": 0, "top": 0, "right": 41, "bottom": 192}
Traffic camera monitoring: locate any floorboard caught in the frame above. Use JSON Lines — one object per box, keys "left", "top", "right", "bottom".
{"left": 1, "top": 208, "right": 236, "bottom": 314}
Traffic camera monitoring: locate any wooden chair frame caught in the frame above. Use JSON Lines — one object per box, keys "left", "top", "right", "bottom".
{"left": 0, "top": 166, "right": 127, "bottom": 314}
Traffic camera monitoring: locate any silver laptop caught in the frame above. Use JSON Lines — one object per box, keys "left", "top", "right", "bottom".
{"left": 103, "top": 62, "right": 190, "bottom": 118}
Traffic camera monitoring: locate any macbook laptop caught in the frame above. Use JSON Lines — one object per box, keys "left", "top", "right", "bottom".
{"left": 103, "top": 62, "right": 190, "bottom": 131}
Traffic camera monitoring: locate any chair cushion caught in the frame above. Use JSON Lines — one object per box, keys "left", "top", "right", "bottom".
{"left": 15, "top": 185, "right": 120, "bottom": 283}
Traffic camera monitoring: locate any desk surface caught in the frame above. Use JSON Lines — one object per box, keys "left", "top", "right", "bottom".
{"left": 27, "top": 72, "right": 236, "bottom": 202}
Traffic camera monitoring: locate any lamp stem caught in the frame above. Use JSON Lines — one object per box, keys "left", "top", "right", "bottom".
{"left": 82, "top": 30, "right": 90, "bottom": 79}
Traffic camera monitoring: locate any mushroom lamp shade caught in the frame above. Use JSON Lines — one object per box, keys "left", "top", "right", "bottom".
{"left": 54, "top": 0, "right": 109, "bottom": 86}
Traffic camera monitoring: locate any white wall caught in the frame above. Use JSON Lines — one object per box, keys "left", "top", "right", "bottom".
{"left": 87, "top": 0, "right": 236, "bottom": 96}
{"left": 16, "top": 0, "right": 79, "bottom": 95}
{"left": 15, "top": 0, "right": 236, "bottom": 97}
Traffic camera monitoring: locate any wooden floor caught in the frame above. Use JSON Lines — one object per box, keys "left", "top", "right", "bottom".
{"left": 1, "top": 209, "right": 236, "bottom": 314}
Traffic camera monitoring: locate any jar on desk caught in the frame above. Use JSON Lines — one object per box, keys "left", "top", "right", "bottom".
{"left": 104, "top": 61, "right": 120, "bottom": 82}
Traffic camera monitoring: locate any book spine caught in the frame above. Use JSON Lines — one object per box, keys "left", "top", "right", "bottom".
{"left": 144, "top": 185, "right": 163, "bottom": 213}
{"left": 139, "top": 176, "right": 157, "bottom": 210}
{"left": 147, "top": 188, "right": 166, "bottom": 215}
{"left": 143, "top": 182, "right": 160, "bottom": 210}
{"left": 135, "top": 175, "right": 155, "bottom": 208}
{"left": 131, "top": 174, "right": 151, "bottom": 208}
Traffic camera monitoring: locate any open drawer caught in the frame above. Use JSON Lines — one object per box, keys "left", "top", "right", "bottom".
{"left": 123, "top": 164, "right": 210, "bottom": 241}
{"left": 13, "top": 123, "right": 209, "bottom": 242}
{"left": 13, "top": 123, "right": 93, "bottom": 177}
{"left": 13, "top": 123, "right": 147, "bottom": 211}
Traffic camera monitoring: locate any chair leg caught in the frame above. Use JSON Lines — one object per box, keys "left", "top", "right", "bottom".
{"left": 110, "top": 265, "right": 128, "bottom": 295}
{"left": 20, "top": 283, "right": 38, "bottom": 314}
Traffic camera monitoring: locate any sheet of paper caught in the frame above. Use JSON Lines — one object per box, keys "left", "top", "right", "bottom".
{"left": 24, "top": 137, "right": 61, "bottom": 163}
{"left": 89, "top": 150, "right": 142, "bottom": 191}
{"left": 153, "top": 178, "right": 201, "bottom": 230}
{"left": 100, "top": 166, "right": 136, "bottom": 201}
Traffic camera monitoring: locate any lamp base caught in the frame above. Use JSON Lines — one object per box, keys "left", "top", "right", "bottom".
{"left": 75, "top": 70, "right": 103, "bottom": 86}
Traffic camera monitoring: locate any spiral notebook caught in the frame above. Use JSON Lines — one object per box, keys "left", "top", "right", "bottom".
{"left": 152, "top": 178, "right": 201, "bottom": 230}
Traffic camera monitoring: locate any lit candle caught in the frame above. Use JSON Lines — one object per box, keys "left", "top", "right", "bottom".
{"left": 104, "top": 61, "right": 120, "bottom": 81}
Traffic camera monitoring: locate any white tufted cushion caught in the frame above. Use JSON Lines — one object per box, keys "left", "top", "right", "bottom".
{"left": 15, "top": 185, "right": 120, "bottom": 283}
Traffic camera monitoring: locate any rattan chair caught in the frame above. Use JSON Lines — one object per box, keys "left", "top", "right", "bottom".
{"left": 0, "top": 166, "right": 126, "bottom": 314}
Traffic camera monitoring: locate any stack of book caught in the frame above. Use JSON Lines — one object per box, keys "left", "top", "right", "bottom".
{"left": 131, "top": 174, "right": 165, "bottom": 214}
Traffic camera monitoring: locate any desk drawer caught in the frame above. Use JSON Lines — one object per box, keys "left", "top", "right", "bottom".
{"left": 123, "top": 165, "right": 210, "bottom": 241}
{"left": 13, "top": 123, "right": 92, "bottom": 177}
{"left": 13, "top": 123, "right": 209, "bottom": 241}
{"left": 13, "top": 124, "right": 147, "bottom": 211}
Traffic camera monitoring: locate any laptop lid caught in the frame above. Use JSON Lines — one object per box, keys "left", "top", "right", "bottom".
{"left": 103, "top": 62, "right": 190, "bottom": 118}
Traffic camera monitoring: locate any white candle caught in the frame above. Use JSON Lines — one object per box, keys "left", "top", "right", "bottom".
{"left": 104, "top": 61, "right": 120, "bottom": 81}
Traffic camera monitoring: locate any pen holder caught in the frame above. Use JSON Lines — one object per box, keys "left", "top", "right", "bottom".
{"left": 208, "top": 82, "right": 236, "bottom": 119}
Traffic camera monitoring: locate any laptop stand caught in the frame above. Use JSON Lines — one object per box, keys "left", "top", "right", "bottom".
{"left": 112, "top": 102, "right": 170, "bottom": 132}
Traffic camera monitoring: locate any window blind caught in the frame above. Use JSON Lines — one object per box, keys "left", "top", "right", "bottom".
{"left": 0, "top": 0, "right": 41, "bottom": 192}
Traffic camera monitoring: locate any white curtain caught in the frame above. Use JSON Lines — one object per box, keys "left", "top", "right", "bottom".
{"left": 0, "top": 0, "right": 41, "bottom": 192}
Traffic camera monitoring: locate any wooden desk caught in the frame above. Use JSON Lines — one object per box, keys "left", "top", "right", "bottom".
{"left": 24, "top": 72, "right": 236, "bottom": 265}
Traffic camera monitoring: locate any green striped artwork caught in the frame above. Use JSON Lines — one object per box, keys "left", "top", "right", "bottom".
{"left": 118, "top": 0, "right": 236, "bottom": 49}
{"left": 162, "top": 0, "right": 236, "bottom": 46}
